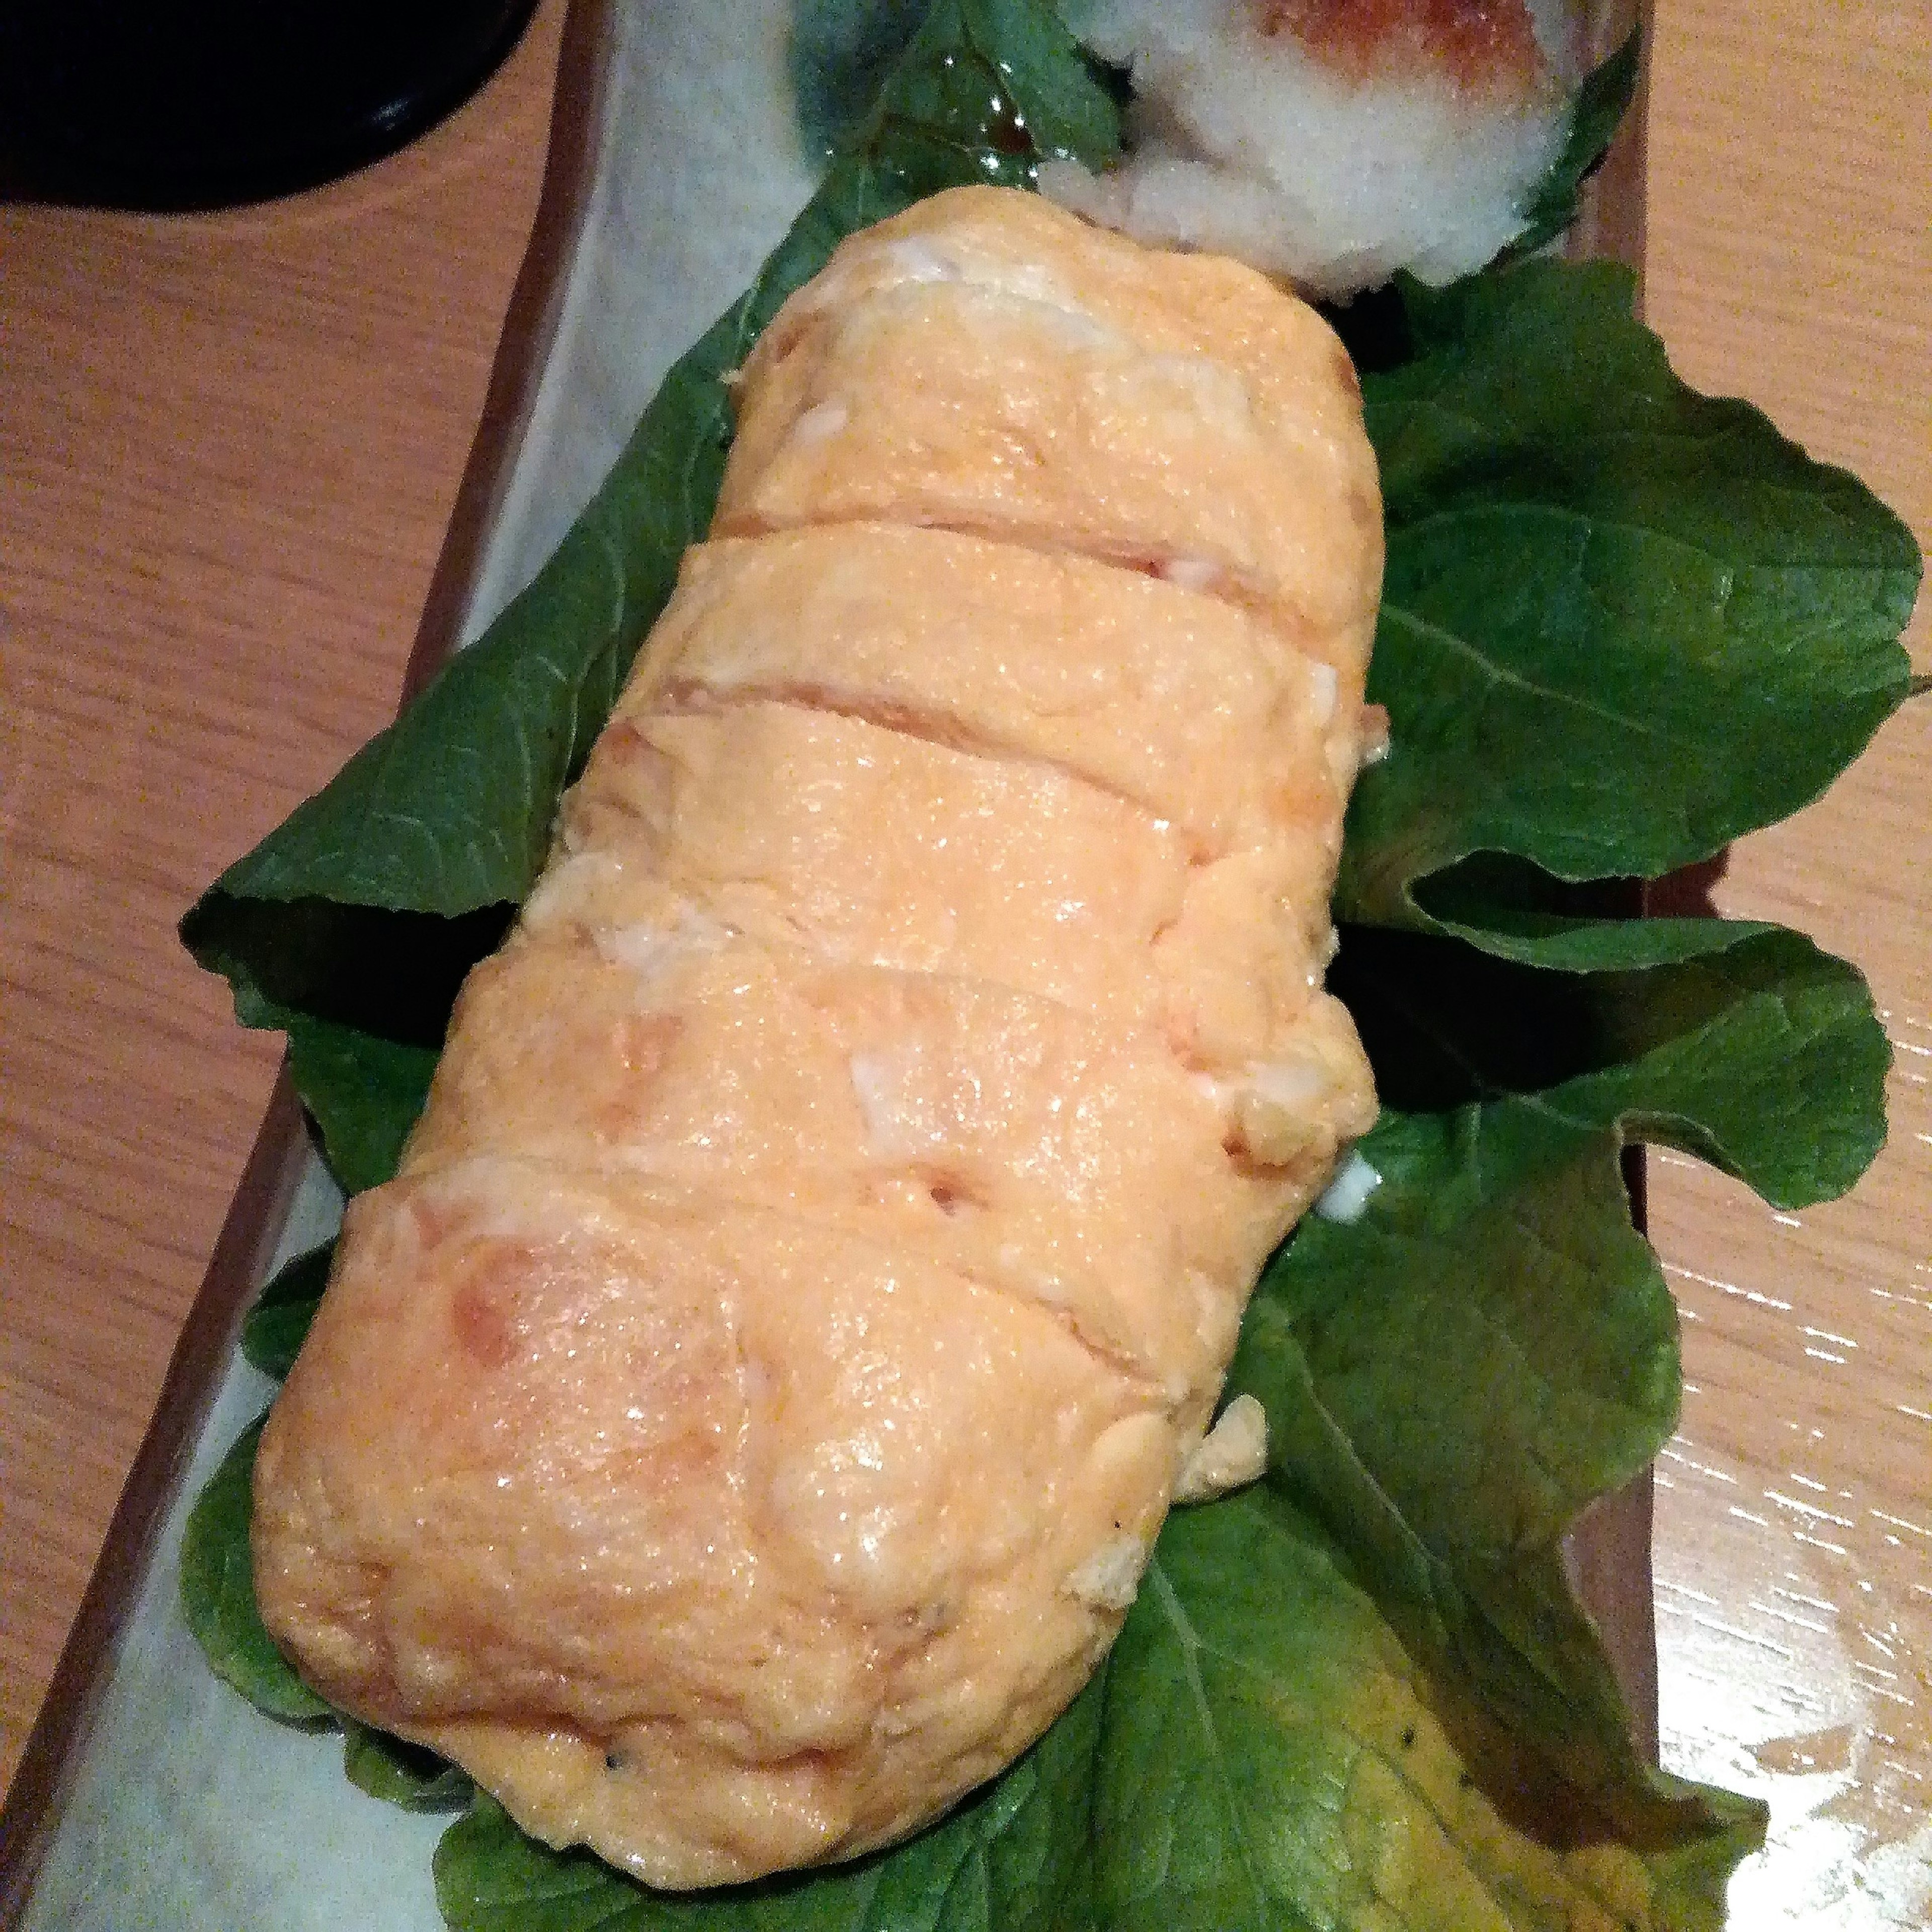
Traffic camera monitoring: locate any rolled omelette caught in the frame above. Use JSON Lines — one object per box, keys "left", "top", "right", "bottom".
{"left": 252, "top": 184, "right": 1383, "bottom": 1888}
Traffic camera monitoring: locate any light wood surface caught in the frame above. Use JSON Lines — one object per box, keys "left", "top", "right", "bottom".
{"left": 1643, "top": 5, "right": 1930, "bottom": 1918}
{"left": 0, "top": 0, "right": 1923, "bottom": 1916}
{"left": 0, "top": 0, "right": 569, "bottom": 1790}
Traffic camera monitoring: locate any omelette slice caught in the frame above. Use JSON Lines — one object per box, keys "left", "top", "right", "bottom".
{"left": 633, "top": 525, "right": 1362, "bottom": 846}
{"left": 252, "top": 185, "right": 1382, "bottom": 1888}
{"left": 717, "top": 187, "right": 1383, "bottom": 668}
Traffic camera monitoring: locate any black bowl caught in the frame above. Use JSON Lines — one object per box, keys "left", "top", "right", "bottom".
{"left": 0, "top": 0, "right": 540, "bottom": 211}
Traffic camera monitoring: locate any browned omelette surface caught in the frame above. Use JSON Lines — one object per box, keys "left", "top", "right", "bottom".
{"left": 252, "top": 186, "right": 1383, "bottom": 1887}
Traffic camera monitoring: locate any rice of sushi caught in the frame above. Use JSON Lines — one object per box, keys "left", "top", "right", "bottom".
{"left": 1041, "top": 0, "right": 1583, "bottom": 299}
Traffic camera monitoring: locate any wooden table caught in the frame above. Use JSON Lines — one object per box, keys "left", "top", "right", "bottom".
{"left": 1641, "top": 8, "right": 1929, "bottom": 1917}
{"left": 1, "top": 0, "right": 1924, "bottom": 1916}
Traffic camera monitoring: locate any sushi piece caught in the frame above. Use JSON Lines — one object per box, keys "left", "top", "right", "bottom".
{"left": 1041, "top": 0, "right": 1584, "bottom": 297}
{"left": 250, "top": 187, "right": 1381, "bottom": 1888}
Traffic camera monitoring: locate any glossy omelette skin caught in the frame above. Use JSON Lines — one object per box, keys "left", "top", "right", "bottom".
{"left": 718, "top": 186, "right": 1383, "bottom": 670}
{"left": 253, "top": 186, "right": 1382, "bottom": 1888}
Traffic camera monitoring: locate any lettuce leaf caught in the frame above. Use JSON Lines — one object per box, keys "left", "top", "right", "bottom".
{"left": 1341, "top": 263, "right": 1920, "bottom": 963}
{"left": 179, "top": 1416, "right": 331, "bottom": 1724}
{"left": 343, "top": 1722, "right": 474, "bottom": 1813}
{"left": 1235, "top": 922, "right": 1883, "bottom": 1819}
{"left": 1502, "top": 24, "right": 1643, "bottom": 262}
{"left": 1095, "top": 1492, "right": 1761, "bottom": 1932}
{"left": 240, "top": 1238, "right": 334, "bottom": 1379}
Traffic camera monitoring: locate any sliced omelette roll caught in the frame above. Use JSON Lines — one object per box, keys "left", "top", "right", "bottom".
{"left": 629, "top": 524, "right": 1361, "bottom": 870}
{"left": 253, "top": 185, "right": 1382, "bottom": 1890}
{"left": 405, "top": 934, "right": 1365, "bottom": 1416}
{"left": 715, "top": 189, "right": 1382, "bottom": 671}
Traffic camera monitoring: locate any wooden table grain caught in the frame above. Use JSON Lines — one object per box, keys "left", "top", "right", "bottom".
{"left": 1643, "top": 6, "right": 1929, "bottom": 1919}
{"left": 0, "top": 0, "right": 1923, "bottom": 1918}
{"left": 0, "top": 0, "right": 570, "bottom": 1793}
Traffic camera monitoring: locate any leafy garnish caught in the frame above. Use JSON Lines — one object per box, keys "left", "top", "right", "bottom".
{"left": 240, "top": 1238, "right": 333, "bottom": 1379}
{"left": 1330, "top": 921, "right": 1889, "bottom": 1205}
{"left": 176, "top": 0, "right": 1921, "bottom": 1924}
{"left": 791, "top": 0, "right": 932, "bottom": 158}
{"left": 1505, "top": 24, "right": 1644, "bottom": 261}
{"left": 344, "top": 1722, "right": 473, "bottom": 1813}
{"left": 279, "top": 1008, "right": 440, "bottom": 1194}
{"left": 1096, "top": 1492, "right": 1760, "bottom": 1932}
{"left": 180, "top": 1416, "right": 331, "bottom": 1724}
{"left": 1342, "top": 261, "right": 1920, "bottom": 964}
{"left": 1242, "top": 923, "right": 1884, "bottom": 1812}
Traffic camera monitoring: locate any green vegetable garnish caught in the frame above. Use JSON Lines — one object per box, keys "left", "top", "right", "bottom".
{"left": 180, "top": 1417, "right": 331, "bottom": 1725}
{"left": 1344, "top": 263, "right": 1917, "bottom": 963}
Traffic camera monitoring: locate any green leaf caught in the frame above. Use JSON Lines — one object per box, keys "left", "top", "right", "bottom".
{"left": 1333, "top": 921, "right": 1889, "bottom": 1203}
{"left": 1341, "top": 259, "right": 1920, "bottom": 957}
{"left": 242, "top": 1239, "right": 334, "bottom": 1379}
{"left": 186, "top": 898, "right": 500, "bottom": 1189}
{"left": 433, "top": 1678, "right": 1103, "bottom": 1931}
{"left": 1400, "top": 855, "right": 1782, "bottom": 971}
{"left": 862, "top": 0, "right": 1121, "bottom": 176}
{"left": 1504, "top": 25, "right": 1644, "bottom": 261}
{"left": 184, "top": 881, "right": 513, "bottom": 1035}
{"left": 1097, "top": 1490, "right": 1762, "bottom": 1932}
{"left": 1222, "top": 923, "right": 1883, "bottom": 1831}
{"left": 274, "top": 1006, "right": 440, "bottom": 1193}
{"left": 344, "top": 1722, "right": 473, "bottom": 1812}
{"left": 792, "top": 0, "right": 932, "bottom": 157}
{"left": 1239, "top": 1110, "right": 1680, "bottom": 1804}
{"left": 180, "top": 1417, "right": 333, "bottom": 1724}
